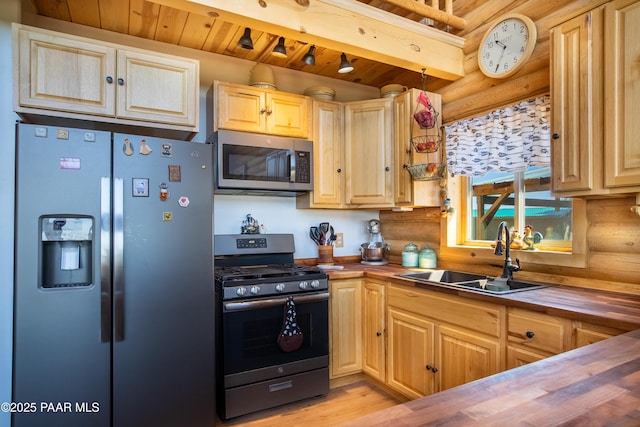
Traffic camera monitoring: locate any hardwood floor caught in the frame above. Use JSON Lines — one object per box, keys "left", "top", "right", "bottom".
{"left": 216, "top": 374, "right": 405, "bottom": 426}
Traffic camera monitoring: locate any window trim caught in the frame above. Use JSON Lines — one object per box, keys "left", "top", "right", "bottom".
{"left": 440, "top": 176, "right": 587, "bottom": 269}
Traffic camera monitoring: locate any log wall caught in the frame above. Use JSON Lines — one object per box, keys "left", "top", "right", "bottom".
{"left": 430, "top": 0, "right": 611, "bottom": 124}
{"left": 380, "top": 196, "right": 640, "bottom": 294}
{"left": 380, "top": 0, "right": 640, "bottom": 295}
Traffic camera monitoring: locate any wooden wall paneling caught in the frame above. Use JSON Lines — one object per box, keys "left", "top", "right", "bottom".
{"left": 379, "top": 208, "right": 441, "bottom": 263}
{"left": 442, "top": 68, "right": 549, "bottom": 124}
{"left": 66, "top": 0, "right": 101, "bottom": 27}
{"left": 433, "top": 0, "right": 613, "bottom": 123}
{"left": 98, "top": 0, "right": 130, "bottom": 33}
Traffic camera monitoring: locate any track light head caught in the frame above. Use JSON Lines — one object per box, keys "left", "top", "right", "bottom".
{"left": 238, "top": 27, "right": 254, "bottom": 50}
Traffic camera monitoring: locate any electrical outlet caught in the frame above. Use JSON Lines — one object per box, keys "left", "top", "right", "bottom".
{"left": 335, "top": 233, "right": 344, "bottom": 248}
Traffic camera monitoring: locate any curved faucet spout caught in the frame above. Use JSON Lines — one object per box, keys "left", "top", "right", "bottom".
{"left": 494, "top": 221, "right": 521, "bottom": 279}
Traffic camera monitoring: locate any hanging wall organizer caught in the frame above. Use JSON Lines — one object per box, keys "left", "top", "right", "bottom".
{"left": 404, "top": 69, "right": 446, "bottom": 181}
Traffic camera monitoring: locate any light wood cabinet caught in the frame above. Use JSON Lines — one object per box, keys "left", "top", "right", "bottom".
{"left": 436, "top": 324, "right": 500, "bottom": 392}
{"left": 214, "top": 81, "right": 310, "bottom": 138}
{"left": 574, "top": 321, "right": 632, "bottom": 348}
{"left": 13, "top": 24, "right": 199, "bottom": 133}
{"left": 603, "top": 0, "right": 640, "bottom": 189}
{"left": 393, "top": 89, "right": 443, "bottom": 207}
{"left": 551, "top": 2, "right": 640, "bottom": 196}
{"left": 329, "top": 279, "right": 362, "bottom": 379}
{"left": 386, "top": 307, "right": 435, "bottom": 399}
{"left": 362, "top": 280, "right": 386, "bottom": 382}
{"left": 344, "top": 99, "right": 394, "bottom": 207}
{"left": 506, "top": 308, "right": 572, "bottom": 369}
{"left": 296, "top": 100, "right": 345, "bottom": 208}
{"left": 386, "top": 285, "right": 503, "bottom": 399}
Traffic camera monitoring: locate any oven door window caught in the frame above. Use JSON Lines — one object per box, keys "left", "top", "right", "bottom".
{"left": 223, "top": 144, "right": 291, "bottom": 182}
{"left": 222, "top": 297, "right": 328, "bottom": 375}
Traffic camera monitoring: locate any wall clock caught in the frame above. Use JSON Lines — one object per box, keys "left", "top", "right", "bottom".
{"left": 478, "top": 13, "right": 537, "bottom": 79}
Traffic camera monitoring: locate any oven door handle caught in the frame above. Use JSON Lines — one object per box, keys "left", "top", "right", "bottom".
{"left": 223, "top": 292, "right": 329, "bottom": 311}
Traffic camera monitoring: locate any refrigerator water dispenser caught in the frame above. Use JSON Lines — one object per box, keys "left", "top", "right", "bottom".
{"left": 40, "top": 216, "right": 93, "bottom": 288}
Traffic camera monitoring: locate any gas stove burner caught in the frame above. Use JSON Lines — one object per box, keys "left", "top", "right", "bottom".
{"left": 215, "top": 264, "right": 322, "bottom": 282}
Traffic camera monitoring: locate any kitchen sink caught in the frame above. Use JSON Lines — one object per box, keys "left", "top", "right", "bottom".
{"left": 398, "top": 270, "right": 548, "bottom": 294}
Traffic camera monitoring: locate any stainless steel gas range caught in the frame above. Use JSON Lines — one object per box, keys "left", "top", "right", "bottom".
{"left": 214, "top": 234, "right": 329, "bottom": 420}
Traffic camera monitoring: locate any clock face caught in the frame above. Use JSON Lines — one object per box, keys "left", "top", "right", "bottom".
{"left": 478, "top": 14, "right": 536, "bottom": 78}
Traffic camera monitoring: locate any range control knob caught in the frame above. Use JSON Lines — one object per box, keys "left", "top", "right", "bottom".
{"left": 275, "top": 283, "right": 286, "bottom": 293}
{"left": 250, "top": 286, "right": 261, "bottom": 295}
{"left": 298, "top": 281, "right": 309, "bottom": 290}
{"left": 310, "top": 280, "right": 320, "bottom": 289}
{"left": 236, "top": 287, "right": 247, "bottom": 297}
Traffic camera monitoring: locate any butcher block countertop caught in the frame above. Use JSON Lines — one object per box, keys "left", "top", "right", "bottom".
{"left": 324, "top": 263, "right": 640, "bottom": 329}
{"left": 340, "top": 328, "right": 640, "bottom": 426}
{"left": 325, "top": 263, "right": 640, "bottom": 426}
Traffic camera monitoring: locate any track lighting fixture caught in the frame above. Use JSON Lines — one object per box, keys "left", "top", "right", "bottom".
{"left": 238, "top": 27, "right": 254, "bottom": 50}
{"left": 302, "top": 45, "right": 316, "bottom": 65}
{"left": 271, "top": 37, "right": 287, "bottom": 58}
{"left": 338, "top": 53, "right": 354, "bottom": 73}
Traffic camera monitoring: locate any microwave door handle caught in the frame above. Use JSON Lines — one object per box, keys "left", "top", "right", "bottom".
{"left": 289, "top": 150, "right": 295, "bottom": 183}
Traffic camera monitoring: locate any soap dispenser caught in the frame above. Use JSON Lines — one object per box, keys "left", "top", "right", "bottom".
{"left": 419, "top": 244, "right": 437, "bottom": 269}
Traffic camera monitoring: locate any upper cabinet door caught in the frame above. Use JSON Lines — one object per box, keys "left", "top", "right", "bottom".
{"left": 214, "top": 82, "right": 265, "bottom": 133}
{"left": 116, "top": 49, "right": 198, "bottom": 127}
{"left": 344, "top": 99, "right": 394, "bottom": 207}
{"left": 16, "top": 26, "right": 116, "bottom": 116}
{"left": 550, "top": 11, "right": 599, "bottom": 193}
{"left": 604, "top": 0, "right": 640, "bottom": 189}
{"left": 214, "top": 81, "right": 310, "bottom": 138}
{"left": 265, "top": 92, "right": 310, "bottom": 138}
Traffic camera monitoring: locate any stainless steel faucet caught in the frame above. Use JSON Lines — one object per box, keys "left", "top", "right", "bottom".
{"left": 494, "top": 221, "right": 521, "bottom": 280}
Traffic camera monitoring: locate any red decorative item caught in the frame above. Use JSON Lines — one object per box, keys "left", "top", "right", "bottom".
{"left": 413, "top": 91, "right": 438, "bottom": 129}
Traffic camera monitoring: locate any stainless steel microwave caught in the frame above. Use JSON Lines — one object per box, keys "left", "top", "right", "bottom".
{"left": 210, "top": 130, "right": 314, "bottom": 196}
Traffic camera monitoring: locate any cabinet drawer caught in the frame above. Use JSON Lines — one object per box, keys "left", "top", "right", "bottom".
{"left": 507, "top": 308, "right": 571, "bottom": 354}
{"left": 388, "top": 285, "right": 503, "bottom": 338}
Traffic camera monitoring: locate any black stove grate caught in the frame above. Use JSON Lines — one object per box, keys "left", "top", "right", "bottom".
{"left": 214, "top": 263, "right": 324, "bottom": 283}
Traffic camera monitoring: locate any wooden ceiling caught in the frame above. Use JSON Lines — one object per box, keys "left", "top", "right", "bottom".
{"left": 28, "top": 0, "right": 468, "bottom": 90}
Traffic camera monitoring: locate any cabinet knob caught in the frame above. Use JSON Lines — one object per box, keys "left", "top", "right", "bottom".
{"left": 552, "top": 133, "right": 560, "bottom": 140}
{"left": 260, "top": 108, "right": 266, "bottom": 114}
{"left": 337, "top": 168, "right": 342, "bottom": 173}
{"left": 526, "top": 331, "right": 535, "bottom": 339}
{"left": 117, "top": 78, "right": 125, "bottom": 85}
{"left": 385, "top": 166, "right": 390, "bottom": 172}
{"left": 106, "top": 76, "right": 114, "bottom": 84}
{"left": 426, "top": 364, "right": 432, "bottom": 371}
{"left": 431, "top": 366, "right": 438, "bottom": 373}
{"left": 376, "top": 331, "right": 382, "bottom": 337}
{"left": 265, "top": 109, "right": 273, "bottom": 115}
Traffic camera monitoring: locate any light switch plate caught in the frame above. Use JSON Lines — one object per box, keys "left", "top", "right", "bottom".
{"left": 335, "top": 233, "right": 344, "bottom": 248}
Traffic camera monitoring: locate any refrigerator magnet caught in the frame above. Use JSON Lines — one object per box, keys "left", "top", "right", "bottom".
{"left": 161, "top": 143, "right": 172, "bottom": 158}
{"left": 178, "top": 196, "right": 190, "bottom": 207}
{"left": 168, "top": 165, "right": 181, "bottom": 182}
{"left": 123, "top": 138, "right": 134, "bottom": 156}
{"left": 159, "top": 182, "right": 169, "bottom": 201}
{"left": 163, "top": 212, "right": 173, "bottom": 221}
{"left": 140, "top": 139, "right": 152, "bottom": 155}
{"left": 133, "top": 178, "right": 149, "bottom": 197}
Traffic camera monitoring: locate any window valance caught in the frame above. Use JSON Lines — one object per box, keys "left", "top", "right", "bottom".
{"left": 445, "top": 95, "right": 551, "bottom": 176}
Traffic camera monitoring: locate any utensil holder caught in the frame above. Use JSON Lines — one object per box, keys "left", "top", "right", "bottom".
{"left": 317, "top": 245, "right": 334, "bottom": 265}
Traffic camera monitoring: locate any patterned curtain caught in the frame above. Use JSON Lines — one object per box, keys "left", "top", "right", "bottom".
{"left": 445, "top": 95, "right": 551, "bottom": 176}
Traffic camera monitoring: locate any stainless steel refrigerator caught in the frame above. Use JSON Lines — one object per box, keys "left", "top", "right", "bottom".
{"left": 13, "top": 122, "right": 215, "bottom": 427}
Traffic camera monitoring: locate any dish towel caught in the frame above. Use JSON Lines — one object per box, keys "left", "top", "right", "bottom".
{"left": 277, "top": 296, "right": 304, "bottom": 352}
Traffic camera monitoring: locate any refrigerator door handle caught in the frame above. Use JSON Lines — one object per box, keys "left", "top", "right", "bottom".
{"left": 100, "top": 177, "right": 112, "bottom": 343}
{"left": 113, "top": 177, "right": 125, "bottom": 341}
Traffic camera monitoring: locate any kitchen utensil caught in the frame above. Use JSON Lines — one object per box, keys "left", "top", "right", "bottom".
{"left": 309, "top": 226, "right": 321, "bottom": 245}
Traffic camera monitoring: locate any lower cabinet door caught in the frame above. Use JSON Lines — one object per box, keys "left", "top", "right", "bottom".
{"left": 437, "top": 325, "right": 501, "bottom": 391}
{"left": 386, "top": 308, "right": 435, "bottom": 399}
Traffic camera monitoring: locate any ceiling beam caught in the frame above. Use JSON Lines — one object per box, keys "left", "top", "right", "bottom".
{"left": 152, "top": 0, "right": 465, "bottom": 80}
